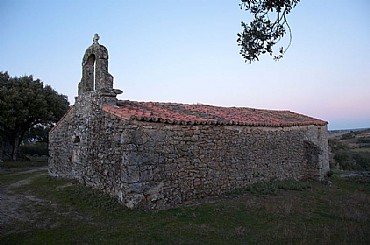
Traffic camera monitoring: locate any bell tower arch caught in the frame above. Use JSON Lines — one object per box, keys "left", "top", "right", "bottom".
{"left": 83, "top": 54, "right": 96, "bottom": 92}
{"left": 78, "top": 34, "right": 116, "bottom": 96}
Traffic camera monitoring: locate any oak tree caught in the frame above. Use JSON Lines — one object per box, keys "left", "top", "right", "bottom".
{"left": 0, "top": 72, "right": 69, "bottom": 160}
{"left": 237, "top": 0, "right": 300, "bottom": 62}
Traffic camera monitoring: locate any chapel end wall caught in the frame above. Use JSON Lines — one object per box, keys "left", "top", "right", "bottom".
{"left": 48, "top": 108, "right": 74, "bottom": 178}
{"left": 48, "top": 92, "right": 116, "bottom": 181}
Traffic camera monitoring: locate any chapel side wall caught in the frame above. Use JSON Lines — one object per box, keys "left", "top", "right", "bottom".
{"left": 49, "top": 108, "right": 328, "bottom": 210}
{"left": 91, "top": 114, "right": 328, "bottom": 209}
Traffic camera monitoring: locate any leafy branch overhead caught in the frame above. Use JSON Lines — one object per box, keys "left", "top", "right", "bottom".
{"left": 237, "top": 0, "right": 300, "bottom": 62}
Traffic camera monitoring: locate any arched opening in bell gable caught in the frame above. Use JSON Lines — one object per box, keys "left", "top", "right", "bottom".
{"left": 85, "top": 54, "right": 96, "bottom": 92}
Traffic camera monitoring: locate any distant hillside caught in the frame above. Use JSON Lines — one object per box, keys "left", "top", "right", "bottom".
{"left": 329, "top": 128, "right": 370, "bottom": 170}
{"left": 329, "top": 128, "right": 370, "bottom": 135}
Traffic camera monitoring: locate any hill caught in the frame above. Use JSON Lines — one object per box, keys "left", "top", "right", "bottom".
{"left": 329, "top": 128, "right": 370, "bottom": 170}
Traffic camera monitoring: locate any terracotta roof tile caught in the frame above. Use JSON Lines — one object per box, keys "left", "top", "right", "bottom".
{"left": 102, "top": 100, "right": 327, "bottom": 127}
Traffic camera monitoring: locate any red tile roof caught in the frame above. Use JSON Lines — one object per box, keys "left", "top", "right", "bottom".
{"left": 102, "top": 100, "right": 327, "bottom": 127}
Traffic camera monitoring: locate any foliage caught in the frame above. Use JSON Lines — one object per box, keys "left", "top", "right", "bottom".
{"left": 237, "top": 0, "right": 300, "bottom": 62}
{"left": 329, "top": 138, "right": 349, "bottom": 152}
{"left": 20, "top": 142, "right": 49, "bottom": 157}
{"left": 23, "top": 124, "right": 51, "bottom": 144}
{"left": 333, "top": 151, "right": 358, "bottom": 170}
{"left": 337, "top": 151, "right": 370, "bottom": 171}
{"left": 357, "top": 138, "right": 370, "bottom": 144}
{"left": 329, "top": 136, "right": 370, "bottom": 171}
{"left": 0, "top": 71, "right": 69, "bottom": 160}
{"left": 341, "top": 132, "right": 355, "bottom": 140}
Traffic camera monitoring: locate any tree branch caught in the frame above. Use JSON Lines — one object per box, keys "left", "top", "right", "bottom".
{"left": 238, "top": 0, "right": 300, "bottom": 62}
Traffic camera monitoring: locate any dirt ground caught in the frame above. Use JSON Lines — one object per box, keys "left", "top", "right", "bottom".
{"left": 0, "top": 166, "right": 94, "bottom": 237}
{"left": 0, "top": 167, "right": 52, "bottom": 235}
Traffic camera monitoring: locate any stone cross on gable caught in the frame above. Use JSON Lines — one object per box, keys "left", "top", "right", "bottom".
{"left": 93, "top": 33, "right": 100, "bottom": 44}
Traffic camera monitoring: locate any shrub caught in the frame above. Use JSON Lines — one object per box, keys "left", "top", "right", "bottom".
{"left": 333, "top": 150, "right": 370, "bottom": 171}
{"left": 19, "top": 142, "right": 48, "bottom": 156}
{"left": 341, "top": 132, "right": 355, "bottom": 140}
{"left": 329, "top": 139, "right": 349, "bottom": 152}
{"left": 357, "top": 138, "right": 370, "bottom": 144}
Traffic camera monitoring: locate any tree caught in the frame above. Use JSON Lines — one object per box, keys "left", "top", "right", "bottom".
{"left": 237, "top": 0, "right": 300, "bottom": 62}
{"left": 22, "top": 124, "right": 50, "bottom": 144}
{"left": 0, "top": 72, "right": 69, "bottom": 161}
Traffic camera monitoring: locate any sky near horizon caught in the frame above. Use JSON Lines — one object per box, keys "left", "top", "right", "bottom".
{"left": 1, "top": 0, "right": 369, "bottom": 130}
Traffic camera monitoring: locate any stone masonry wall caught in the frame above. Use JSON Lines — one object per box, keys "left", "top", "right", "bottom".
{"left": 49, "top": 98, "right": 329, "bottom": 209}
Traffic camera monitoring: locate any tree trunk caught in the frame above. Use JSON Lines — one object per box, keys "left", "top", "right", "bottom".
{"left": 0, "top": 133, "right": 13, "bottom": 161}
{"left": 0, "top": 137, "right": 13, "bottom": 161}
{"left": 11, "top": 131, "right": 25, "bottom": 161}
{"left": 11, "top": 137, "right": 20, "bottom": 161}
{"left": 1, "top": 125, "right": 34, "bottom": 161}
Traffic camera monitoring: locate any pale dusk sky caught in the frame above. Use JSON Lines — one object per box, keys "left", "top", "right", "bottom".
{"left": 1, "top": 0, "right": 369, "bottom": 130}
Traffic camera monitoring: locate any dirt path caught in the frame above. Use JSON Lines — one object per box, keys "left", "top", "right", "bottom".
{"left": 0, "top": 167, "right": 92, "bottom": 236}
{"left": 0, "top": 167, "right": 51, "bottom": 235}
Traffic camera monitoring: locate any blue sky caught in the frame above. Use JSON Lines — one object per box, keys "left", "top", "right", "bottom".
{"left": 1, "top": 0, "right": 369, "bottom": 130}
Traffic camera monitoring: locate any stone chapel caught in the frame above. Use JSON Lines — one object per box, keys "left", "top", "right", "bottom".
{"left": 48, "top": 35, "right": 329, "bottom": 209}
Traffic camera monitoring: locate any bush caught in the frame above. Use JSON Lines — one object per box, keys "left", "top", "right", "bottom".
{"left": 329, "top": 139, "right": 349, "bottom": 152}
{"left": 333, "top": 150, "right": 370, "bottom": 171}
{"left": 20, "top": 142, "right": 48, "bottom": 156}
{"left": 334, "top": 151, "right": 356, "bottom": 170}
{"left": 353, "top": 152, "right": 370, "bottom": 170}
{"left": 357, "top": 138, "right": 370, "bottom": 144}
{"left": 341, "top": 132, "right": 355, "bottom": 140}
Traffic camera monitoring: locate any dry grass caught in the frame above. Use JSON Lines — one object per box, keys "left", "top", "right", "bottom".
{"left": 0, "top": 163, "right": 369, "bottom": 244}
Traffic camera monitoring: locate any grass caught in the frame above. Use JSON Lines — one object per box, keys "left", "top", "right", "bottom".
{"left": 0, "top": 160, "right": 48, "bottom": 169}
{"left": 229, "top": 179, "right": 312, "bottom": 195}
{"left": 1, "top": 162, "right": 370, "bottom": 244}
